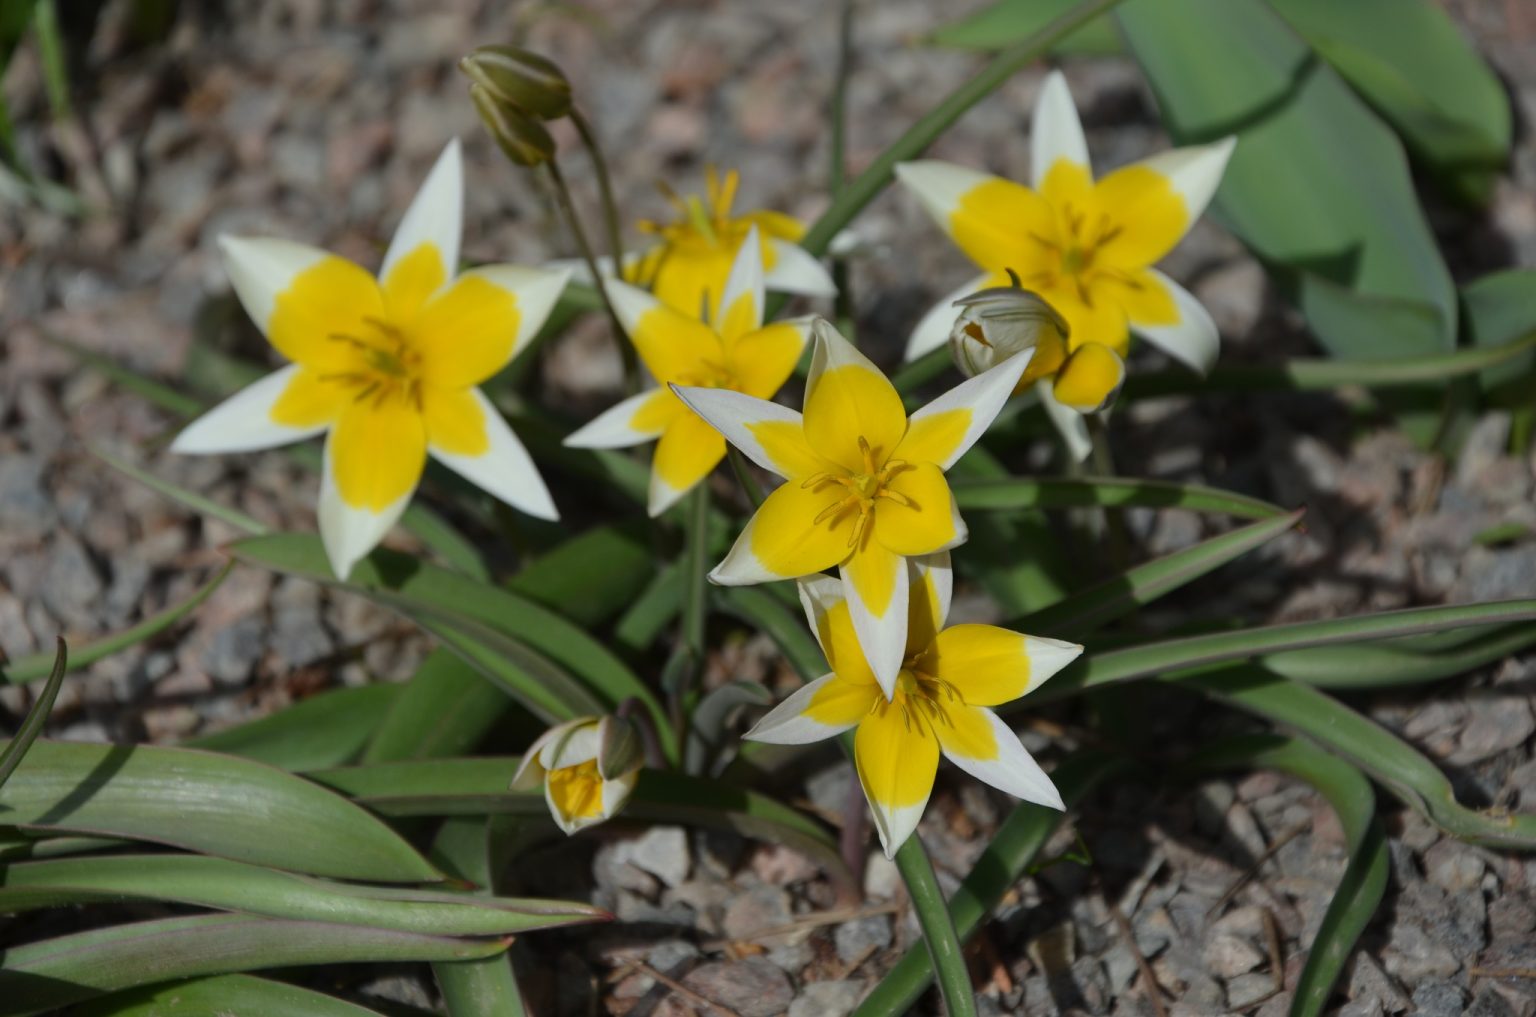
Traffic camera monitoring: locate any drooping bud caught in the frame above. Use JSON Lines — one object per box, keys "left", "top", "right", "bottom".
{"left": 948, "top": 278, "right": 1070, "bottom": 381}
{"left": 510, "top": 715, "right": 642, "bottom": 835}
{"left": 469, "top": 83, "right": 556, "bottom": 168}
{"left": 596, "top": 714, "right": 644, "bottom": 781}
{"left": 459, "top": 45, "right": 573, "bottom": 121}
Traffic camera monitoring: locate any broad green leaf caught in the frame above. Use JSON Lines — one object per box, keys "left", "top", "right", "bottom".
{"left": 1117, "top": 0, "right": 1456, "bottom": 358}
{"left": 430, "top": 816, "right": 533, "bottom": 1017}
{"left": 1177, "top": 668, "right": 1536, "bottom": 849}
{"left": 309, "top": 758, "right": 852, "bottom": 893}
{"left": 69, "top": 974, "right": 394, "bottom": 1017}
{"left": 364, "top": 648, "right": 511, "bottom": 764}
{"left": 1019, "top": 510, "right": 1303, "bottom": 636}
{"left": 929, "top": 0, "right": 1122, "bottom": 54}
{"left": 0, "top": 854, "right": 606, "bottom": 934}
{"left": 1, "top": 565, "right": 232, "bottom": 685}
{"left": 185, "top": 684, "right": 400, "bottom": 771}
{"left": 1464, "top": 269, "right": 1536, "bottom": 405}
{"left": 1267, "top": 0, "right": 1510, "bottom": 203}
{"left": 951, "top": 475, "right": 1288, "bottom": 520}
{"left": 228, "top": 533, "right": 676, "bottom": 760}
{"left": 508, "top": 522, "right": 656, "bottom": 626}
{"left": 0, "top": 639, "right": 65, "bottom": 791}
{"left": 853, "top": 752, "right": 1127, "bottom": 1017}
{"left": 0, "top": 914, "right": 507, "bottom": 1016}
{"left": 1183, "top": 735, "right": 1388, "bottom": 1017}
{"left": 0, "top": 739, "right": 440, "bottom": 882}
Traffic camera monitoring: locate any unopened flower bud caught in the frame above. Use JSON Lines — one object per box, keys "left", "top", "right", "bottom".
{"left": 948, "top": 283, "right": 1069, "bottom": 380}
{"left": 469, "top": 83, "right": 556, "bottom": 167}
{"left": 511, "top": 715, "right": 642, "bottom": 835}
{"left": 460, "top": 45, "right": 573, "bottom": 121}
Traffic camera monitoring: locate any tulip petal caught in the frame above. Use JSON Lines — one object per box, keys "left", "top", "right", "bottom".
{"left": 1134, "top": 136, "right": 1236, "bottom": 232}
{"left": 874, "top": 462, "right": 963, "bottom": 556}
{"left": 1037, "top": 380, "right": 1093, "bottom": 463}
{"left": 925, "top": 624, "right": 1082, "bottom": 707}
{"left": 565, "top": 389, "right": 678, "bottom": 449}
{"left": 907, "top": 551, "right": 953, "bottom": 653}
{"left": 219, "top": 236, "right": 385, "bottom": 373}
{"left": 671, "top": 386, "right": 827, "bottom": 479}
{"left": 841, "top": 541, "right": 909, "bottom": 698}
{"left": 415, "top": 264, "right": 570, "bottom": 389}
{"left": 804, "top": 320, "right": 908, "bottom": 474}
{"left": 429, "top": 388, "right": 558, "bottom": 521}
{"left": 714, "top": 224, "right": 765, "bottom": 340}
{"left": 904, "top": 272, "right": 990, "bottom": 361}
{"left": 1031, "top": 70, "right": 1091, "bottom": 188}
{"left": 897, "top": 161, "right": 1055, "bottom": 273}
{"left": 171, "top": 365, "right": 336, "bottom": 454}
{"left": 380, "top": 139, "right": 462, "bottom": 316}
{"left": 1129, "top": 269, "right": 1220, "bottom": 375}
{"left": 937, "top": 706, "right": 1063, "bottom": 811}
{"left": 797, "top": 576, "right": 880, "bottom": 689}
{"left": 710, "top": 477, "right": 850, "bottom": 585}
{"left": 728, "top": 316, "right": 814, "bottom": 400}
{"left": 745, "top": 671, "right": 876, "bottom": 745}
{"left": 649, "top": 410, "right": 726, "bottom": 516}
{"left": 607, "top": 281, "right": 725, "bottom": 383}
{"left": 855, "top": 698, "right": 940, "bottom": 857}
{"left": 318, "top": 417, "right": 421, "bottom": 580}
{"left": 896, "top": 352, "right": 1032, "bottom": 469}
{"left": 764, "top": 237, "right": 837, "bottom": 298}
{"left": 1052, "top": 342, "right": 1125, "bottom": 413}
{"left": 540, "top": 720, "right": 601, "bottom": 770}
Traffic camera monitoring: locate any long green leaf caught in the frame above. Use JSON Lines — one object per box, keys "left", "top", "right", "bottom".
{"left": 185, "top": 684, "right": 400, "bottom": 771}
{"left": 1261, "top": 623, "right": 1536, "bottom": 689}
{"left": 0, "top": 739, "right": 440, "bottom": 882}
{"left": 1267, "top": 0, "right": 1509, "bottom": 202}
{"left": 1464, "top": 269, "right": 1536, "bottom": 404}
{"left": 1019, "top": 510, "right": 1303, "bottom": 635}
{"left": 0, "top": 914, "right": 507, "bottom": 1016}
{"left": 1177, "top": 669, "right": 1536, "bottom": 849}
{"left": 1033, "top": 599, "right": 1536, "bottom": 703}
{"left": 0, "top": 640, "right": 65, "bottom": 791}
{"left": 1182, "top": 735, "right": 1388, "bottom": 1017}
{"left": 853, "top": 752, "right": 1126, "bottom": 1016}
{"left": 0, "top": 854, "right": 606, "bottom": 934}
{"left": 1118, "top": 0, "right": 1456, "bottom": 359}
{"left": 309, "top": 758, "right": 852, "bottom": 892}
{"left": 228, "top": 533, "right": 675, "bottom": 759}
{"left": 364, "top": 648, "right": 511, "bottom": 764}
{"left": 929, "top": 0, "right": 1123, "bottom": 54}
{"left": 507, "top": 522, "right": 657, "bottom": 627}
{"left": 69, "top": 974, "right": 395, "bottom": 1017}
{"left": 1, "top": 565, "right": 232, "bottom": 685}
{"left": 416, "top": 615, "right": 606, "bottom": 723}
{"left": 951, "top": 475, "right": 1288, "bottom": 520}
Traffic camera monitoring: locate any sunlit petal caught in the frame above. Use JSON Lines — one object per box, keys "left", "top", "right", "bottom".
{"left": 649, "top": 410, "right": 726, "bottom": 516}
{"left": 937, "top": 706, "right": 1063, "bottom": 810}
{"left": 728, "top": 316, "right": 814, "bottom": 400}
{"left": 171, "top": 365, "right": 337, "bottom": 454}
{"left": 874, "top": 462, "right": 963, "bottom": 556}
{"left": 318, "top": 422, "right": 419, "bottom": 580}
{"left": 797, "top": 577, "right": 880, "bottom": 689}
{"left": 744, "top": 672, "right": 877, "bottom": 744}
{"left": 763, "top": 238, "right": 837, "bottom": 298}
{"left": 428, "top": 388, "right": 559, "bottom": 521}
{"left": 713, "top": 224, "right": 765, "bottom": 340}
{"left": 1031, "top": 70, "right": 1091, "bottom": 188}
{"left": 565, "top": 389, "right": 678, "bottom": 449}
{"left": 896, "top": 352, "right": 1032, "bottom": 469}
{"left": 672, "top": 385, "right": 828, "bottom": 479}
{"left": 380, "top": 139, "right": 462, "bottom": 313}
{"left": 923, "top": 624, "right": 1082, "bottom": 706}
{"left": 855, "top": 698, "right": 939, "bottom": 858}
{"left": 1037, "top": 380, "right": 1093, "bottom": 463}
{"left": 710, "top": 478, "right": 850, "bottom": 585}
{"left": 1128, "top": 269, "right": 1220, "bottom": 375}
{"left": 803, "top": 320, "right": 908, "bottom": 473}
{"left": 608, "top": 281, "right": 724, "bottom": 383}
{"left": 841, "top": 541, "right": 909, "bottom": 698}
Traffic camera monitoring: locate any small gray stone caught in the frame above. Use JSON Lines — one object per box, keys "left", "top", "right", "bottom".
{"left": 788, "top": 980, "right": 865, "bottom": 1017}
{"left": 1225, "top": 971, "right": 1275, "bottom": 1010}
{"left": 834, "top": 914, "right": 891, "bottom": 965}
{"left": 1422, "top": 838, "right": 1488, "bottom": 893}
{"left": 41, "top": 533, "right": 104, "bottom": 629}
{"left": 0, "top": 456, "right": 54, "bottom": 543}
{"left": 1335, "top": 998, "right": 1384, "bottom": 1017}
{"left": 1409, "top": 980, "right": 1466, "bottom": 1017}
{"left": 646, "top": 937, "right": 700, "bottom": 974}
{"left": 680, "top": 958, "right": 793, "bottom": 1017}
{"left": 201, "top": 614, "right": 266, "bottom": 688}
{"left": 1203, "top": 934, "right": 1265, "bottom": 979}
{"left": 627, "top": 826, "right": 690, "bottom": 888}
{"left": 723, "top": 884, "right": 792, "bottom": 941}
{"left": 1465, "top": 984, "right": 1519, "bottom": 1017}
{"left": 1449, "top": 697, "right": 1535, "bottom": 765}
{"left": 862, "top": 852, "right": 901, "bottom": 901}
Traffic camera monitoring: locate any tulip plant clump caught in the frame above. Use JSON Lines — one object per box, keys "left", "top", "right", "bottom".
{"left": 3, "top": 2, "right": 1535, "bottom": 1016}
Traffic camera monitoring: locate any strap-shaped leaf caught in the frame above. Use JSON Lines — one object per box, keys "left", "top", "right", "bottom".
{"left": 186, "top": 684, "right": 400, "bottom": 771}
{"left": 951, "top": 475, "right": 1288, "bottom": 520}
{"left": 364, "top": 649, "right": 511, "bottom": 764}
{"left": 0, "top": 639, "right": 65, "bottom": 791}
{"left": 0, "top": 914, "right": 508, "bottom": 1016}
{"left": 0, "top": 740, "right": 440, "bottom": 882}
{"left": 68, "top": 974, "right": 395, "bottom": 1017}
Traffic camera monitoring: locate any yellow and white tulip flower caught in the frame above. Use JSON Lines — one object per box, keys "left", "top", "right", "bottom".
{"left": 572, "top": 167, "right": 834, "bottom": 318}
{"left": 565, "top": 226, "right": 814, "bottom": 516}
{"left": 674, "top": 319, "right": 1029, "bottom": 696}
{"left": 896, "top": 70, "right": 1235, "bottom": 460}
{"left": 511, "top": 715, "right": 644, "bottom": 835}
{"left": 746, "top": 555, "right": 1081, "bottom": 856}
{"left": 171, "top": 141, "right": 568, "bottom": 578}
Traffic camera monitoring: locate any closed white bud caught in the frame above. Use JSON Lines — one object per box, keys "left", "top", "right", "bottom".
{"left": 948, "top": 283, "right": 1069, "bottom": 379}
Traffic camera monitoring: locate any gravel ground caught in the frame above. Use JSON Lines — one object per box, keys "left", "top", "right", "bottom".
{"left": 2, "top": 1, "right": 1535, "bottom": 1015}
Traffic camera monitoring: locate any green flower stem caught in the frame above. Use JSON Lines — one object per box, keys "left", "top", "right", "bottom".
{"left": 544, "top": 160, "right": 638, "bottom": 388}
{"left": 829, "top": 0, "right": 854, "bottom": 196}
{"left": 796, "top": 0, "right": 1128, "bottom": 260}
{"left": 682, "top": 484, "right": 711, "bottom": 662}
{"left": 894, "top": 833, "right": 978, "bottom": 1017}
{"left": 568, "top": 106, "right": 638, "bottom": 393}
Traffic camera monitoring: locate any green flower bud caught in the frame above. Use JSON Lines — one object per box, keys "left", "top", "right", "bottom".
{"left": 459, "top": 45, "right": 573, "bottom": 121}
{"left": 469, "top": 83, "right": 556, "bottom": 168}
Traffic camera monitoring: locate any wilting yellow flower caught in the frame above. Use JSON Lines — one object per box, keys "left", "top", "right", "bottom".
{"left": 627, "top": 167, "right": 834, "bottom": 317}
{"left": 896, "top": 70, "right": 1234, "bottom": 459}
{"left": 747, "top": 556, "right": 1081, "bottom": 856}
{"left": 172, "top": 141, "right": 567, "bottom": 577}
{"left": 565, "top": 227, "right": 813, "bottom": 515}
{"left": 511, "top": 715, "right": 643, "bottom": 835}
{"left": 674, "top": 319, "right": 1029, "bottom": 695}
